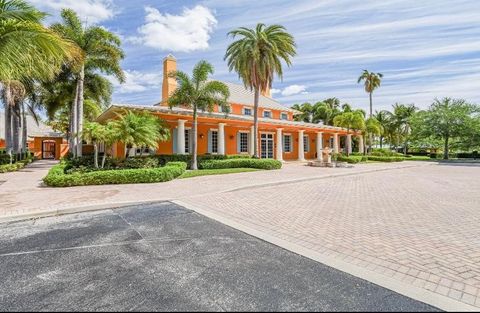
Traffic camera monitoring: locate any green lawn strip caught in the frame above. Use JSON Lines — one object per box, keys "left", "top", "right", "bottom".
{"left": 179, "top": 168, "right": 261, "bottom": 179}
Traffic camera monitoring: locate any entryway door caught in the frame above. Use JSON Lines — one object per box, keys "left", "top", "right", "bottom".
{"left": 260, "top": 133, "right": 274, "bottom": 159}
{"left": 42, "top": 141, "right": 56, "bottom": 159}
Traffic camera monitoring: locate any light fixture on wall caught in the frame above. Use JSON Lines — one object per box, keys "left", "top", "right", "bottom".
{"left": 229, "top": 135, "right": 234, "bottom": 140}
{"left": 199, "top": 134, "right": 204, "bottom": 139}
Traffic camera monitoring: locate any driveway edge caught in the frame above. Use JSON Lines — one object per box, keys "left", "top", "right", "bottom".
{"left": 173, "top": 199, "right": 478, "bottom": 312}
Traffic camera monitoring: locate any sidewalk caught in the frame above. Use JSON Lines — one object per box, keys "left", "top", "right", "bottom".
{"left": 0, "top": 160, "right": 430, "bottom": 222}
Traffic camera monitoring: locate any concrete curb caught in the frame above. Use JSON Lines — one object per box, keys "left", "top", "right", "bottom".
{"left": 173, "top": 199, "right": 478, "bottom": 312}
{"left": 0, "top": 200, "right": 160, "bottom": 224}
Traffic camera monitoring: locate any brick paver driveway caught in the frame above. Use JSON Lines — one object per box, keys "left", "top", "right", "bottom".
{"left": 179, "top": 162, "right": 480, "bottom": 309}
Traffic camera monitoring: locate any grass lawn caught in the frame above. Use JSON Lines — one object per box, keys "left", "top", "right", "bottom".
{"left": 179, "top": 168, "right": 261, "bottom": 179}
{"left": 407, "top": 156, "right": 435, "bottom": 161}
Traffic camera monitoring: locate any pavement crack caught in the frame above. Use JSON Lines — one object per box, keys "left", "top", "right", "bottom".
{"left": 114, "top": 211, "right": 145, "bottom": 240}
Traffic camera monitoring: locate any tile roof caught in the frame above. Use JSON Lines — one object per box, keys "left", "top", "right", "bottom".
{"left": 0, "top": 111, "right": 63, "bottom": 139}
{"left": 99, "top": 104, "right": 353, "bottom": 133}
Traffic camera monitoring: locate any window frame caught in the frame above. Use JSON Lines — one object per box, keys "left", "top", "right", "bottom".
{"left": 263, "top": 110, "right": 272, "bottom": 118}
{"left": 280, "top": 112, "right": 288, "bottom": 120}
{"left": 239, "top": 131, "right": 249, "bottom": 153}
{"left": 243, "top": 107, "right": 252, "bottom": 116}
{"left": 283, "top": 134, "right": 292, "bottom": 153}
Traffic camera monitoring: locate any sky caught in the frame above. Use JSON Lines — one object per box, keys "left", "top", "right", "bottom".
{"left": 30, "top": 0, "right": 480, "bottom": 112}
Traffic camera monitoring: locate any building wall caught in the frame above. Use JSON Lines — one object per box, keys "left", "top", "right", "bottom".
{"left": 32, "top": 137, "right": 66, "bottom": 160}
{"left": 108, "top": 111, "right": 354, "bottom": 161}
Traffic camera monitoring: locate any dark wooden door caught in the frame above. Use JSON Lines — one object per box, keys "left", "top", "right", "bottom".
{"left": 42, "top": 141, "right": 56, "bottom": 159}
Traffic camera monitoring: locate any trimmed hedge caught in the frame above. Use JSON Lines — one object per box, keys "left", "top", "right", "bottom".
{"left": 336, "top": 155, "right": 368, "bottom": 164}
{"left": 0, "top": 157, "right": 34, "bottom": 173}
{"left": 367, "top": 155, "right": 405, "bottom": 162}
{"left": 156, "top": 154, "right": 251, "bottom": 168}
{"left": 43, "top": 161, "right": 187, "bottom": 187}
{"left": 199, "top": 158, "right": 282, "bottom": 170}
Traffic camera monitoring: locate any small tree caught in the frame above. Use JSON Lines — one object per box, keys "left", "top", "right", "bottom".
{"left": 168, "top": 60, "right": 230, "bottom": 170}
{"left": 410, "top": 98, "right": 479, "bottom": 159}
{"left": 83, "top": 121, "right": 105, "bottom": 168}
{"left": 333, "top": 111, "right": 365, "bottom": 156}
{"left": 112, "top": 110, "right": 170, "bottom": 158}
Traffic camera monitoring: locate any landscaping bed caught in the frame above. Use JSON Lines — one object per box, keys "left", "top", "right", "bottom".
{"left": 44, "top": 161, "right": 187, "bottom": 187}
{"left": 0, "top": 155, "right": 35, "bottom": 173}
{"left": 43, "top": 155, "right": 282, "bottom": 187}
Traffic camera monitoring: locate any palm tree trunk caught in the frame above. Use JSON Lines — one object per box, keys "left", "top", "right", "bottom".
{"left": 443, "top": 136, "right": 449, "bottom": 160}
{"left": 21, "top": 101, "right": 27, "bottom": 156}
{"left": 3, "top": 83, "right": 13, "bottom": 161}
{"left": 368, "top": 92, "right": 373, "bottom": 154}
{"left": 70, "top": 81, "right": 79, "bottom": 157}
{"left": 101, "top": 145, "right": 108, "bottom": 168}
{"left": 253, "top": 87, "right": 260, "bottom": 158}
{"left": 380, "top": 136, "right": 383, "bottom": 149}
{"left": 191, "top": 105, "right": 198, "bottom": 170}
{"left": 93, "top": 141, "right": 99, "bottom": 168}
{"left": 76, "top": 65, "right": 85, "bottom": 157}
{"left": 12, "top": 101, "right": 21, "bottom": 156}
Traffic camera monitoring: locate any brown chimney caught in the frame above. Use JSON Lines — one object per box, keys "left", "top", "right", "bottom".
{"left": 162, "top": 54, "right": 177, "bottom": 104}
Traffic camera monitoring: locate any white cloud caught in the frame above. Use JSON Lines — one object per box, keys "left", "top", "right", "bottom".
{"left": 270, "top": 88, "right": 281, "bottom": 95}
{"left": 281, "top": 85, "right": 308, "bottom": 96}
{"left": 30, "top": 0, "right": 115, "bottom": 23}
{"left": 109, "top": 70, "right": 162, "bottom": 95}
{"left": 130, "top": 5, "right": 217, "bottom": 52}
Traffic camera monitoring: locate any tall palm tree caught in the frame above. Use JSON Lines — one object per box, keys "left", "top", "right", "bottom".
{"left": 51, "top": 9, "right": 124, "bottom": 157}
{"left": 1, "top": 0, "right": 79, "bottom": 158}
{"left": 225, "top": 23, "right": 296, "bottom": 158}
{"left": 333, "top": 111, "right": 365, "bottom": 156}
{"left": 358, "top": 70, "right": 383, "bottom": 153}
{"left": 357, "top": 70, "right": 383, "bottom": 118}
{"left": 168, "top": 60, "right": 230, "bottom": 170}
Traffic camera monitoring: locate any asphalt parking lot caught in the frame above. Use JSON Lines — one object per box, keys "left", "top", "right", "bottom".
{"left": 0, "top": 202, "right": 439, "bottom": 311}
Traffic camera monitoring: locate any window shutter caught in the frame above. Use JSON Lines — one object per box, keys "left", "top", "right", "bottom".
{"left": 237, "top": 132, "right": 241, "bottom": 154}
{"left": 282, "top": 135, "right": 285, "bottom": 151}
{"left": 172, "top": 128, "right": 178, "bottom": 154}
{"left": 207, "top": 130, "right": 212, "bottom": 153}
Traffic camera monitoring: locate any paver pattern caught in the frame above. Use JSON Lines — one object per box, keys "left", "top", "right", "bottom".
{"left": 179, "top": 163, "right": 480, "bottom": 308}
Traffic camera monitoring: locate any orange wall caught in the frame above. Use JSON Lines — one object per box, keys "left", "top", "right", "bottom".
{"left": 108, "top": 111, "right": 353, "bottom": 160}
{"left": 0, "top": 139, "right": 4, "bottom": 149}
{"left": 32, "top": 137, "right": 65, "bottom": 160}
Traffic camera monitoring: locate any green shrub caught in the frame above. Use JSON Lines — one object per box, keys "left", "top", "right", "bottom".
{"left": 0, "top": 156, "right": 34, "bottom": 173}
{"left": 43, "top": 161, "right": 187, "bottom": 187}
{"left": 199, "top": 158, "right": 282, "bottom": 170}
{"left": 336, "top": 155, "right": 368, "bottom": 163}
{"left": 155, "top": 154, "right": 251, "bottom": 168}
{"left": 367, "top": 155, "right": 405, "bottom": 162}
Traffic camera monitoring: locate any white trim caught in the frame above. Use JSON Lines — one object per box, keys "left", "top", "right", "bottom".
{"left": 242, "top": 107, "right": 253, "bottom": 116}
{"left": 262, "top": 109, "right": 272, "bottom": 118}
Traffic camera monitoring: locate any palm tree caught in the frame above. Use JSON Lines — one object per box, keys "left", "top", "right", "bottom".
{"left": 83, "top": 121, "right": 105, "bottom": 168}
{"left": 225, "top": 23, "right": 296, "bottom": 158}
{"left": 292, "top": 102, "right": 313, "bottom": 122}
{"left": 0, "top": 0, "right": 80, "bottom": 82}
{"left": 51, "top": 9, "right": 124, "bottom": 157}
{"left": 364, "top": 117, "right": 383, "bottom": 151}
{"left": 392, "top": 103, "right": 417, "bottom": 154}
{"left": 373, "top": 110, "right": 392, "bottom": 149}
{"left": 357, "top": 70, "right": 383, "bottom": 118}
{"left": 358, "top": 70, "right": 383, "bottom": 153}
{"left": 333, "top": 111, "right": 365, "bottom": 156}
{"left": 111, "top": 110, "right": 170, "bottom": 158}
{"left": 168, "top": 60, "right": 230, "bottom": 170}
{"left": 1, "top": 0, "right": 79, "bottom": 159}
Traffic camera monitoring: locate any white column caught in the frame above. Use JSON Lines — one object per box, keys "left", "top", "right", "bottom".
{"left": 316, "top": 132, "right": 323, "bottom": 160}
{"left": 347, "top": 134, "right": 352, "bottom": 155}
{"left": 298, "top": 130, "right": 305, "bottom": 161}
{"left": 276, "top": 128, "right": 283, "bottom": 161}
{"left": 358, "top": 135, "right": 364, "bottom": 154}
{"left": 177, "top": 119, "right": 186, "bottom": 154}
{"left": 333, "top": 133, "right": 339, "bottom": 154}
{"left": 249, "top": 125, "right": 255, "bottom": 156}
{"left": 218, "top": 123, "right": 226, "bottom": 155}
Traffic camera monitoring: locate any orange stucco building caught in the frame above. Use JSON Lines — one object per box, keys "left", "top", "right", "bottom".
{"left": 98, "top": 55, "right": 363, "bottom": 161}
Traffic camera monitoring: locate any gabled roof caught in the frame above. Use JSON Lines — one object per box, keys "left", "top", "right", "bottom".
{"left": 221, "top": 81, "right": 300, "bottom": 114}
{"left": 156, "top": 81, "right": 301, "bottom": 114}
{"left": 0, "top": 111, "right": 62, "bottom": 139}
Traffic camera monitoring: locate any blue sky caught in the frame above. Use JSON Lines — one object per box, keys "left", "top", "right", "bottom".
{"left": 31, "top": 0, "right": 480, "bottom": 112}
